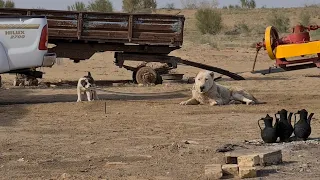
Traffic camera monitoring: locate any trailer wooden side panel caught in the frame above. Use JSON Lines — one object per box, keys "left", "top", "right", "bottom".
{"left": 0, "top": 8, "right": 185, "bottom": 47}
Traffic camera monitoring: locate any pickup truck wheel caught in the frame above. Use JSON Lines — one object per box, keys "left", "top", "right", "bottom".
{"left": 135, "top": 66, "right": 158, "bottom": 85}
{"left": 13, "top": 74, "right": 25, "bottom": 86}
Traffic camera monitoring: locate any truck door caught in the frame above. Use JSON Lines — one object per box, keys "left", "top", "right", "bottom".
{"left": 0, "top": 41, "right": 10, "bottom": 73}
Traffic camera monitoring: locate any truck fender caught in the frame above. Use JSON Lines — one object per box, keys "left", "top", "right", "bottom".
{"left": 0, "top": 42, "right": 10, "bottom": 74}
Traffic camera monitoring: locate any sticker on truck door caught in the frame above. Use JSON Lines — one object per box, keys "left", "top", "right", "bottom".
{"left": 0, "top": 24, "right": 40, "bottom": 39}
{"left": 0, "top": 24, "right": 40, "bottom": 29}
{"left": 5, "top": 30, "right": 25, "bottom": 39}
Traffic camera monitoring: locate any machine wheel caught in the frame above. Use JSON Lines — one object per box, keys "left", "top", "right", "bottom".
{"left": 135, "top": 66, "right": 158, "bottom": 85}
{"left": 265, "top": 26, "right": 280, "bottom": 60}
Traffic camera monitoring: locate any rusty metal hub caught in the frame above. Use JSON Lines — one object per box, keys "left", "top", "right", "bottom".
{"left": 135, "top": 66, "right": 158, "bottom": 85}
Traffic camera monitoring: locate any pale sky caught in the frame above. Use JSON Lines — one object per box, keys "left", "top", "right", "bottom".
{"left": 13, "top": 0, "right": 320, "bottom": 10}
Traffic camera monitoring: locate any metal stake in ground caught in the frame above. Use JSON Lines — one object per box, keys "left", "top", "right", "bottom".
{"left": 252, "top": 49, "right": 260, "bottom": 72}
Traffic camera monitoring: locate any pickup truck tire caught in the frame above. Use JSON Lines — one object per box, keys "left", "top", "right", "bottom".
{"left": 13, "top": 74, "right": 38, "bottom": 87}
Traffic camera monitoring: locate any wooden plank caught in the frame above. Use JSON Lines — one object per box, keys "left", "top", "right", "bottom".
{"left": 133, "top": 19, "right": 181, "bottom": 24}
{"left": 132, "top": 32, "right": 181, "bottom": 40}
{"left": 130, "top": 39, "right": 182, "bottom": 45}
{"left": 48, "top": 20, "right": 78, "bottom": 29}
{"left": 128, "top": 15, "right": 133, "bottom": 42}
{"left": 46, "top": 16, "right": 77, "bottom": 21}
{"left": 0, "top": 9, "right": 28, "bottom": 15}
{"left": 77, "top": 13, "right": 83, "bottom": 39}
{"left": 80, "top": 36, "right": 129, "bottom": 42}
{"left": 81, "top": 30, "right": 128, "bottom": 39}
{"left": 133, "top": 24, "right": 178, "bottom": 33}
{"left": 84, "top": 18, "right": 129, "bottom": 23}
{"left": 83, "top": 21, "right": 128, "bottom": 30}
{"left": 49, "top": 29, "right": 78, "bottom": 38}
{"left": 133, "top": 14, "right": 185, "bottom": 19}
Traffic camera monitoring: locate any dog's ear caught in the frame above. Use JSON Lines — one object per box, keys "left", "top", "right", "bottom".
{"left": 209, "top": 71, "right": 215, "bottom": 79}
{"left": 88, "top": 72, "right": 92, "bottom": 77}
{"left": 80, "top": 79, "right": 87, "bottom": 87}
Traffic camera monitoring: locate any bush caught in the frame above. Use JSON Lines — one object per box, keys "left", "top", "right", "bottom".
{"left": 239, "top": 0, "right": 256, "bottom": 9}
{"left": 224, "top": 22, "right": 251, "bottom": 35}
{"left": 180, "top": 0, "right": 218, "bottom": 9}
{"left": 228, "top": 5, "right": 235, "bottom": 9}
{"left": 122, "top": 0, "right": 157, "bottom": 13}
{"left": 267, "top": 12, "right": 290, "bottom": 33}
{"left": 165, "top": 3, "right": 175, "bottom": 9}
{"left": 252, "top": 24, "right": 266, "bottom": 35}
{"left": 299, "top": 12, "right": 311, "bottom": 26}
{"left": 199, "top": 34, "right": 217, "bottom": 48}
{"left": 0, "top": 0, "right": 15, "bottom": 8}
{"left": 195, "top": 8, "right": 223, "bottom": 35}
{"left": 67, "top": 1, "right": 87, "bottom": 11}
{"left": 235, "top": 22, "right": 251, "bottom": 34}
{"left": 87, "top": 0, "right": 113, "bottom": 12}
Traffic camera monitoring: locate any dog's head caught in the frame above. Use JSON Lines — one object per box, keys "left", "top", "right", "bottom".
{"left": 80, "top": 71, "right": 95, "bottom": 89}
{"left": 194, "top": 70, "right": 215, "bottom": 93}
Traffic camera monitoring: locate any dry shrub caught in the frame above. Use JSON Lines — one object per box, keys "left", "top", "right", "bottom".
{"left": 195, "top": 8, "right": 222, "bottom": 35}
{"left": 299, "top": 11, "right": 311, "bottom": 26}
{"left": 267, "top": 11, "right": 290, "bottom": 33}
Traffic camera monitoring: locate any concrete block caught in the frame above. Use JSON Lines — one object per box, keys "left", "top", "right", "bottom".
{"left": 224, "top": 150, "right": 251, "bottom": 164}
{"left": 257, "top": 150, "right": 282, "bottom": 166}
{"left": 222, "top": 164, "right": 239, "bottom": 177}
{"left": 239, "top": 166, "right": 257, "bottom": 179}
{"left": 238, "top": 154, "right": 260, "bottom": 167}
{"left": 225, "top": 156, "right": 237, "bottom": 164}
{"left": 205, "top": 164, "right": 223, "bottom": 180}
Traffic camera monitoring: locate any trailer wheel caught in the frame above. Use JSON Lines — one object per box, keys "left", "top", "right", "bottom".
{"left": 135, "top": 66, "right": 158, "bottom": 85}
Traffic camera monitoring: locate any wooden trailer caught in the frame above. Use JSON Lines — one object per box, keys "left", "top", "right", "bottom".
{"left": 0, "top": 8, "right": 244, "bottom": 84}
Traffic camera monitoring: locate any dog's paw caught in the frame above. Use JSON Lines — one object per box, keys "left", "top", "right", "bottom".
{"left": 77, "top": 99, "right": 81, "bottom": 102}
{"left": 246, "top": 101, "right": 255, "bottom": 105}
{"left": 209, "top": 101, "right": 218, "bottom": 106}
{"left": 180, "top": 101, "right": 188, "bottom": 105}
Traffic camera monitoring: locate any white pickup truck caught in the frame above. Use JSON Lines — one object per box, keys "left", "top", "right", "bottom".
{"left": 0, "top": 15, "right": 56, "bottom": 86}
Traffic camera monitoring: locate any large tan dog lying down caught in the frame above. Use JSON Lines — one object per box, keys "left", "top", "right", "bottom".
{"left": 180, "top": 70, "right": 261, "bottom": 106}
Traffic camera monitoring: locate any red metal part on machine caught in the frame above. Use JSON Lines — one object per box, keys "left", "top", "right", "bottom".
{"left": 279, "top": 25, "right": 311, "bottom": 44}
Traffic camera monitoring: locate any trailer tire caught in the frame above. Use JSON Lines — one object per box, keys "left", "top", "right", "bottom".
{"left": 134, "top": 66, "right": 163, "bottom": 85}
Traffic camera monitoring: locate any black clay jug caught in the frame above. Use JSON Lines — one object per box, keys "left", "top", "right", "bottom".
{"left": 275, "top": 109, "right": 294, "bottom": 142}
{"left": 294, "top": 109, "right": 314, "bottom": 141}
{"left": 258, "top": 114, "right": 278, "bottom": 143}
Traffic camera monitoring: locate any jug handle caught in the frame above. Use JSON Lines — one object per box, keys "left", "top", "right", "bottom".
{"left": 288, "top": 112, "right": 293, "bottom": 124}
{"left": 274, "top": 113, "right": 279, "bottom": 121}
{"left": 258, "top": 119, "right": 263, "bottom": 130}
{"left": 294, "top": 113, "right": 299, "bottom": 124}
{"left": 308, "top": 113, "right": 315, "bottom": 124}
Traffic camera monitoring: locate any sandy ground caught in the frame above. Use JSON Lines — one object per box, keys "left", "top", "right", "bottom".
{"left": 0, "top": 44, "right": 320, "bottom": 180}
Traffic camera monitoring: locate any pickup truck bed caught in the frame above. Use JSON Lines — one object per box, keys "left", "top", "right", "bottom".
{"left": 0, "top": 8, "right": 185, "bottom": 47}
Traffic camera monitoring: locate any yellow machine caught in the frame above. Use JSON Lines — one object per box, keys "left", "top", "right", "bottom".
{"left": 253, "top": 24, "right": 320, "bottom": 74}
